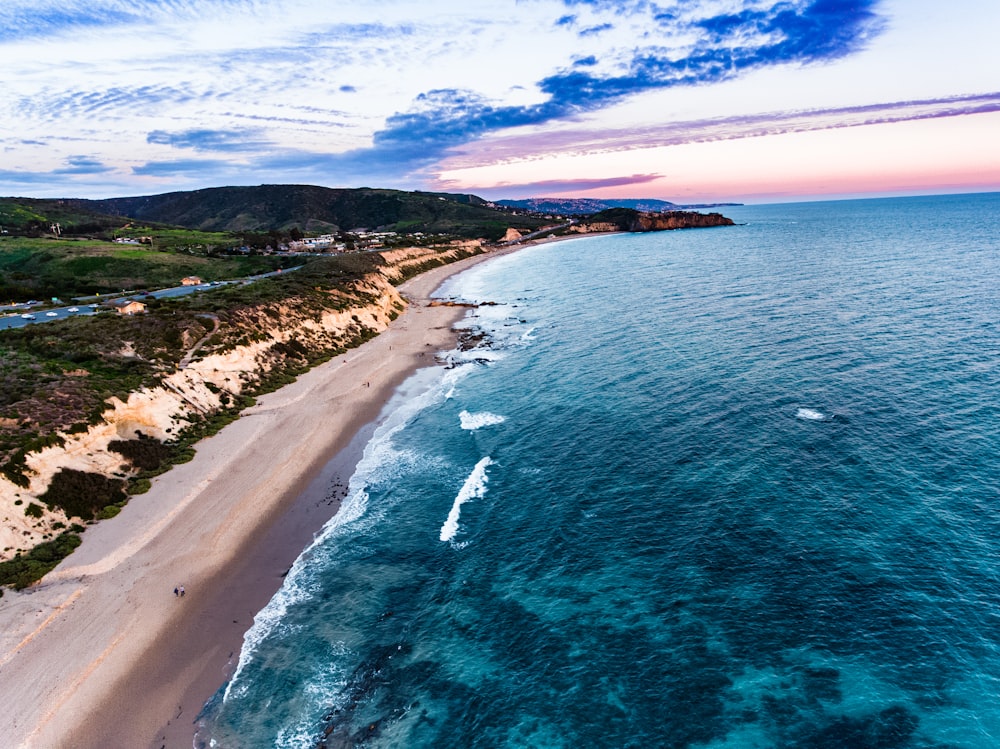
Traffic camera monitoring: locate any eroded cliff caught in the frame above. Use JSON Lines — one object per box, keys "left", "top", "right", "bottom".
{"left": 0, "top": 244, "right": 479, "bottom": 563}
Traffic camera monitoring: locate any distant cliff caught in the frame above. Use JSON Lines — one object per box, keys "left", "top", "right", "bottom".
{"left": 582, "top": 208, "right": 735, "bottom": 232}
{"left": 498, "top": 198, "right": 741, "bottom": 214}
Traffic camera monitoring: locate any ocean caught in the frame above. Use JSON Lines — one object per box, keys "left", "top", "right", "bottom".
{"left": 198, "top": 193, "right": 1000, "bottom": 748}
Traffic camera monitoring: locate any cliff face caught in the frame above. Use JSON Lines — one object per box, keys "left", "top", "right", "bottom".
{"left": 585, "top": 208, "right": 734, "bottom": 233}
{"left": 628, "top": 211, "right": 734, "bottom": 231}
{"left": 0, "top": 247, "right": 480, "bottom": 562}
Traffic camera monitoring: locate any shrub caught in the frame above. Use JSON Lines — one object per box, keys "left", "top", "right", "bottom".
{"left": 40, "top": 469, "right": 127, "bottom": 519}
{"left": 127, "top": 477, "right": 152, "bottom": 495}
{"left": 98, "top": 505, "right": 122, "bottom": 520}
{"left": 0, "top": 532, "right": 82, "bottom": 589}
{"left": 108, "top": 433, "right": 172, "bottom": 471}
{"left": 24, "top": 502, "right": 43, "bottom": 518}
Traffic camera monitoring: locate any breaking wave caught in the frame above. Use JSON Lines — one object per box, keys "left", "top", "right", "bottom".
{"left": 440, "top": 457, "right": 494, "bottom": 542}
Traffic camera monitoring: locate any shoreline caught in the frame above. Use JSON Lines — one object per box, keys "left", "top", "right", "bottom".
{"left": 0, "top": 242, "right": 540, "bottom": 749}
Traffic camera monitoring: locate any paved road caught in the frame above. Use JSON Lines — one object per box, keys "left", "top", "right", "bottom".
{"left": 0, "top": 267, "right": 301, "bottom": 331}
{"left": 0, "top": 304, "right": 98, "bottom": 330}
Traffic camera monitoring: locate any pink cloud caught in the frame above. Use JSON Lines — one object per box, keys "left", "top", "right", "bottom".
{"left": 439, "top": 92, "right": 1000, "bottom": 172}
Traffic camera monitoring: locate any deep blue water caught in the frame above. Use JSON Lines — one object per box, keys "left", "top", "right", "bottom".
{"left": 200, "top": 193, "right": 1000, "bottom": 748}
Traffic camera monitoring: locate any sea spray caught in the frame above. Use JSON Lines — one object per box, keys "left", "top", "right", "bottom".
{"left": 459, "top": 410, "right": 506, "bottom": 430}
{"left": 440, "top": 456, "right": 494, "bottom": 542}
{"left": 221, "top": 364, "right": 472, "bottom": 704}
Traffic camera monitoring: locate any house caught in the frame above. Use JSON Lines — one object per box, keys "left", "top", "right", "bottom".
{"left": 180, "top": 276, "right": 203, "bottom": 286}
{"left": 112, "top": 299, "right": 147, "bottom": 315}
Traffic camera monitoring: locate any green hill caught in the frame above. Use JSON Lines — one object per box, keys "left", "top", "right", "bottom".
{"left": 0, "top": 198, "right": 126, "bottom": 236}
{"left": 1, "top": 185, "right": 549, "bottom": 242}
{"left": 79, "top": 185, "right": 547, "bottom": 239}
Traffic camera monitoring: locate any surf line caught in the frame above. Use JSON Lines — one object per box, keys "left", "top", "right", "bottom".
{"left": 440, "top": 456, "right": 494, "bottom": 542}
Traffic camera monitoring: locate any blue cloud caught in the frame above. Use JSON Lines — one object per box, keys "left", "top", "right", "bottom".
{"left": 0, "top": 169, "right": 61, "bottom": 186}
{"left": 147, "top": 128, "right": 272, "bottom": 152}
{"left": 495, "top": 173, "right": 663, "bottom": 196}
{"left": 0, "top": 6, "right": 137, "bottom": 41}
{"left": 54, "top": 156, "right": 112, "bottom": 175}
{"left": 297, "top": 22, "right": 415, "bottom": 45}
{"left": 578, "top": 23, "right": 613, "bottom": 37}
{"left": 697, "top": 0, "right": 882, "bottom": 63}
{"left": 561, "top": 0, "right": 632, "bottom": 7}
{"left": 316, "top": 0, "right": 886, "bottom": 182}
{"left": 26, "top": 85, "right": 199, "bottom": 121}
{"left": 2, "top": 0, "right": 890, "bottom": 195}
{"left": 0, "top": 1, "right": 259, "bottom": 42}
{"left": 132, "top": 158, "right": 231, "bottom": 177}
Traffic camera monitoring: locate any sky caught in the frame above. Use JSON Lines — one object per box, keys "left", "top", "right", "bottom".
{"left": 1, "top": 0, "right": 998, "bottom": 204}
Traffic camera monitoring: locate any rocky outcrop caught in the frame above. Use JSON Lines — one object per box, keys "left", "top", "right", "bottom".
{"left": 587, "top": 208, "right": 734, "bottom": 232}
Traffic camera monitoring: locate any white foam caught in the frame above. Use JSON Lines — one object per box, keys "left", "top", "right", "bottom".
{"left": 224, "top": 365, "right": 464, "bottom": 703}
{"left": 796, "top": 407, "right": 826, "bottom": 421}
{"left": 459, "top": 410, "right": 506, "bottom": 430}
{"left": 440, "top": 456, "right": 494, "bottom": 543}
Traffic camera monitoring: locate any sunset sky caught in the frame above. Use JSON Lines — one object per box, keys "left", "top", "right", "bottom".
{"left": 2, "top": 0, "right": 998, "bottom": 203}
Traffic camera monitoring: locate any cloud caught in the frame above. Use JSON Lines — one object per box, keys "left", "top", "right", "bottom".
{"left": 295, "top": 22, "right": 416, "bottom": 45}
{"left": 471, "top": 173, "right": 663, "bottom": 199}
{"left": 308, "top": 0, "right": 887, "bottom": 181}
{"left": 578, "top": 23, "right": 613, "bottom": 37}
{"left": 0, "top": 169, "right": 61, "bottom": 186}
{"left": 0, "top": 0, "right": 919, "bottom": 198}
{"left": 694, "top": 0, "right": 883, "bottom": 63}
{"left": 147, "top": 128, "right": 273, "bottom": 152}
{"left": 23, "top": 85, "right": 202, "bottom": 122}
{"left": 0, "top": 0, "right": 260, "bottom": 41}
{"left": 438, "top": 92, "right": 1000, "bottom": 170}
{"left": 0, "top": 5, "right": 139, "bottom": 41}
{"left": 131, "top": 158, "right": 232, "bottom": 177}
{"left": 54, "top": 156, "right": 112, "bottom": 175}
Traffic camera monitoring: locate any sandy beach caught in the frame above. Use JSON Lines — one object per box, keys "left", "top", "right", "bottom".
{"left": 0, "top": 246, "right": 525, "bottom": 749}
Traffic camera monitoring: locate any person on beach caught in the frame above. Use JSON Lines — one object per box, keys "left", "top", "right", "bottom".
{"left": 174, "top": 587, "right": 179, "bottom": 596}
{"left": 180, "top": 586, "right": 185, "bottom": 597}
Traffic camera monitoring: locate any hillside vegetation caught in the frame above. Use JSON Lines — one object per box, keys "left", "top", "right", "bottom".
{"left": 76, "top": 185, "right": 549, "bottom": 239}
{"left": 0, "top": 184, "right": 548, "bottom": 300}
{"left": 0, "top": 235, "right": 294, "bottom": 301}
{"left": 0, "top": 243, "right": 479, "bottom": 587}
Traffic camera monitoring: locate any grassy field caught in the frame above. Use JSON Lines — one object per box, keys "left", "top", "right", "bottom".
{"left": 0, "top": 235, "right": 294, "bottom": 302}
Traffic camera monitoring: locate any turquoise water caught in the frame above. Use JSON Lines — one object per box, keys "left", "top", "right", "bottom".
{"left": 200, "top": 193, "right": 1000, "bottom": 748}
